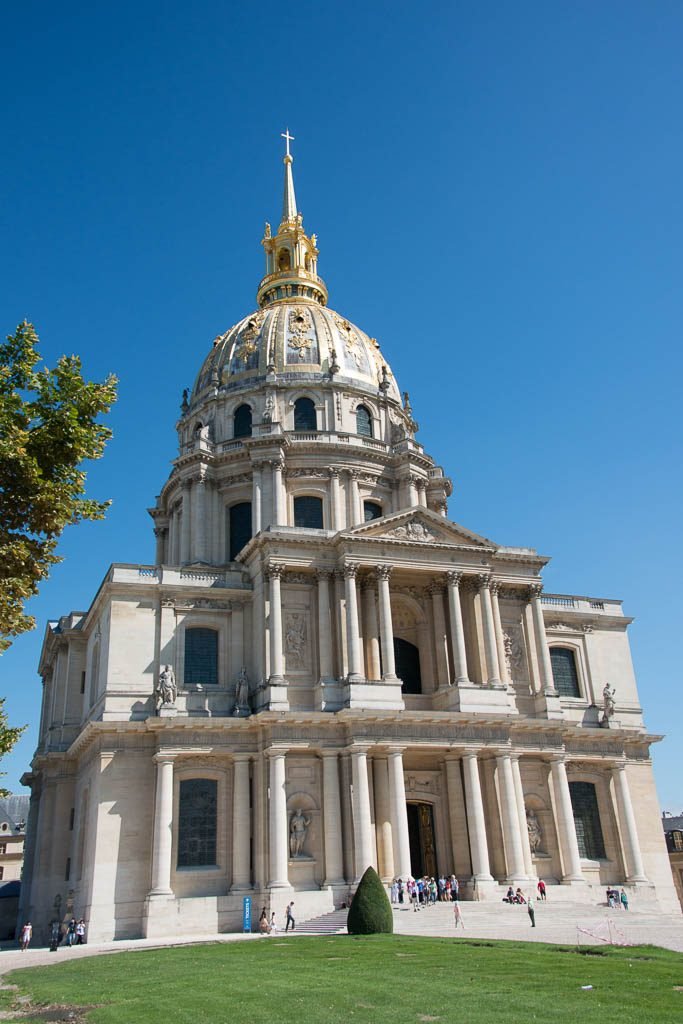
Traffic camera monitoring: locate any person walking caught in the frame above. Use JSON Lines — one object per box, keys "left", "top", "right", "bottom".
{"left": 19, "top": 922, "right": 32, "bottom": 951}
{"left": 537, "top": 879, "right": 547, "bottom": 901}
{"left": 620, "top": 889, "right": 629, "bottom": 911}
{"left": 66, "top": 918, "right": 76, "bottom": 947}
{"left": 285, "top": 901, "right": 295, "bottom": 932}
{"left": 527, "top": 895, "right": 536, "bottom": 928}
{"left": 75, "top": 920, "right": 86, "bottom": 944}
{"left": 270, "top": 912, "right": 277, "bottom": 934}
{"left": 453, "top": 900, "right": 465, "bottom": 930}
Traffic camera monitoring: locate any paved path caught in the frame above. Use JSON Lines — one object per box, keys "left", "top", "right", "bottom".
{"left": 0, "top": 902, "right": 680, "bottom": 978}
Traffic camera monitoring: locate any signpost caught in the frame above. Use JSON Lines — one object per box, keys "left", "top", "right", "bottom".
{"left": 242, "top": 895, "right": 252, "bottom": 933}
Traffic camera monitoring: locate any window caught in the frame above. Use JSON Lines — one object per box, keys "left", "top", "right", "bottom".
{"left": 293, "top": 496, "right": 323, "bottom": 529}
{"left": 670, "top": 830, "right": 683, "bottom": 852}
{"left": 356, "top": 404, "right": 373, "bottom": 437}
{"left": 229, "top": 502, "right": 252, "bottom": 561}
{"left": 569, "top": 781, "right": 606, "bottom": 859}
{"left": 233, "top": 404, "right": 252, "bottom": 438}
{"left": 364, "top": 501, "right": 383, "bottom": 522}
{"left": 177, "top": 778, "right": 218, "bottom": 868}
{"left": 294, "top": 397, "right": 316, "bottom": 431}
{"left": 69, "top": 808, "right": 75, "bottom": 831}
{"left": 394, "top": 637, "right": 422, "bottom": 695}
{"left": 80, "top": 670, "right": 86, "bottom": 694}
{"left": 0, "top": 867, "right": 4, "bottom": 880}
{"left": 0, "top": 844, "right": 6, "bottom": 855}
{"left": 65, "top": 858, "right": 71, "bottom": 882}
{"left": 550, "top": 647, "right": 581, "bottom": 698}
{"left": 278, "top": 248, "right": 291, "bottom": 271}
{"left": 184, "top": 628, "right": 218, "bottom": 686}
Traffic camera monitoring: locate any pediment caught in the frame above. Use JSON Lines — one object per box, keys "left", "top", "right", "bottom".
{"left": 343, "top": 508, "right": 497, "bottom": 549}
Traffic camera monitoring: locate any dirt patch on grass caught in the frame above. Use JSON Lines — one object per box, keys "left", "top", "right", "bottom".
{"left": 0, "top": 1002, "right": 96, "bottom": 1023}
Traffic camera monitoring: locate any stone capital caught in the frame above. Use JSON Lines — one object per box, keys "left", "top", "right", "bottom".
{"left": 446, "top": 570, "right": 463, "bottom": 587}
{"left": 265, "top": 562, "right": 285, "bottom": 580}
{"left": 376, "top": 565, "right": 393, "bottom": 582}
{"left": 343, "top": 562, "right": 360, "bottom": 580}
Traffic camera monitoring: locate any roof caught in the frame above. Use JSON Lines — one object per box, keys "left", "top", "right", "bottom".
{"left": 0, "top": 794, "right": 29, "bottom": 831}
{"left": 661, "top": 814, "right": 683, "bottom": 832}
{"left": 0, "top": 880, "right": 21, "bottom": 899}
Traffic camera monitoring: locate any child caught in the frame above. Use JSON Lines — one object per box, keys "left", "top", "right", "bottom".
{"left": 453, "top": 900, "right": 465, "bottom": 929}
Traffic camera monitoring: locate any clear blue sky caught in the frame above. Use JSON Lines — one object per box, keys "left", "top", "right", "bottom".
{"left": 1, "top": 1, "right": 681, "bottom": 810}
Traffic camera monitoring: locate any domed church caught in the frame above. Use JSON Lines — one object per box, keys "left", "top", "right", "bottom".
{"left": 20, "top": 137, "right": 678, "bottom": 941}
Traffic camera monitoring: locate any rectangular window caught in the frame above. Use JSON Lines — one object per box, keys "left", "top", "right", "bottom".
{"left": 550, "top": 648, "right": 581, "bottom": 698}
{"left": 69, "top": 808, "right": 75, "bottom": 831}
{"left": 184, "top": 628, "right": 218, "bottom": 686}
{"left": 65, "top": 858, "right": 71, "bottom": 882}
{"left": 569, "top": 781, "right": 606, "bottom": 859}
{"left": 0, "top": 867, "right": 4, "bottom": 880}
{"left": 80, "top": 670, "right": 86, "bottom": 694}
{"left": 177, "top": 779, "right": 217, "bottom": 868}
{"left": 0, "top": 844, "right": 5, "bottom": 855}
{"left": 293, "top": 495, "right": 323, "bottom": 529}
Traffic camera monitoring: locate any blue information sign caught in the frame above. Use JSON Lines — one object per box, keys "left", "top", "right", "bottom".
{"left": 242, "top": 895, "right": 252, "bottom": 933}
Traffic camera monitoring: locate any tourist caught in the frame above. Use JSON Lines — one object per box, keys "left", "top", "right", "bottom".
{"left": 19, "top": 922, "right": 32, "bottom": 952}
{"left": 515, "top": 888, "right": 526, "bottom": 905}
{"left": 66, "top": 918, "right": 77, "bottom": 946}
{"left": 285, "top": 901, "right": 295, "bottom": 932}
{"left": 451, "top": 875, "right": 459, "bottom": 901}
{"left": 527, "top": 895, "right": 536, "bottom": 927}
{"left": 453, "top": 900, "right": 465, "bottom": 930}
{"left": 503, "top": 886, "right": 515, "bottom": 904}
{"left": 259, "top": 907, "right": 270, "bottom": 934}
{"left": 620, "top": 889, "right": 629, "bottom": 911}
{"left": 537, "top": 879, "right": 547, "bottom": 901}
{"left": 270, "top": 912, "right": 277, "bottom": 934}
{"left": 438, "top": 875, "right": 446, "bottom": 901}
{"left": 390, "top": 879, "right": 398, "bottom": 904}
{"left": 397, "top": 878, "right": 404, "bottom": 904}
{"left": 75, "top": 920, "right": 86, "bottom": 944}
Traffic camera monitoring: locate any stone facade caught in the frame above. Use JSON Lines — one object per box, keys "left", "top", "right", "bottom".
{"left": 19, "top": 143, "right": 680, "bottom": 943}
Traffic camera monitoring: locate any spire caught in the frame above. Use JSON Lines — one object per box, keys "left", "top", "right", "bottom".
{"left": 281, "top": 129, "right": 297, "bottom": 225}
{"left": 257, "top": 132, "right": 328, "bottom": 309}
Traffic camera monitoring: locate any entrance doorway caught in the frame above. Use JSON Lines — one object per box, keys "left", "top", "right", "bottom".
{"left": 406, "top": 802, "right": 437, "bottom": 878}
{"left": 394, "top": 637, "right": 422, "bottom": 694}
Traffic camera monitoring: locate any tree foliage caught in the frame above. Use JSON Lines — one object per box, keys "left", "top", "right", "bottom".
{"left": 347, "top": 865, "right": 394, "bottom": 934}
{"left": 0, "top": 321, "right": 117, "bottom": 652}
{"left": 0, "top": 698, "right": 26, "bottom": 796}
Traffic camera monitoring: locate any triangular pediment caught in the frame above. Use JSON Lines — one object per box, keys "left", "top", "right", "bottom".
{"left": 342, "top": 507, "right": 497, "bottom": 549}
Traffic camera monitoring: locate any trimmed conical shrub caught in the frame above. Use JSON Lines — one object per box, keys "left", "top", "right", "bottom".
{"left": 347, "top": 865, "right": 394, "bottom": 934}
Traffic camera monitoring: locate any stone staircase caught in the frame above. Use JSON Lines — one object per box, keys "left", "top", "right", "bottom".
{"left": 292, "top": 908, "right": 348, "bottom": 934}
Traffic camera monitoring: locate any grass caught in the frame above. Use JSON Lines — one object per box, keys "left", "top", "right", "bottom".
{"left": 2, "top": 936, "right": 682, "bottom": 1024}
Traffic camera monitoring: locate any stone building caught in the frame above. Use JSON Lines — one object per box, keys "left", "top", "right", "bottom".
{"left": 0, "top": 794, "right": 29, "bottom": 939}
{"left": 19, "top": 140, "right": 679, "bottom": 942}
{"left": 661, "top": 813, "right": 683, "bottom": 910}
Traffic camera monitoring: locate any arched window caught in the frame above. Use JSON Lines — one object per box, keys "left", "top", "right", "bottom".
{"left": 294, "top": 496, "right": 323, "bottom": 529}
{"left": 184, "top": 628, "right": 218, "bottom": 686}
{"left": 569, "top": 781, "right": 606, "bottom": 859}
{"left": 394, "top": 637, "right": 422, "bottom": 694}
{"left": 177, "top": 778, "right": 217, "bottom": 868}
{"left": 294, "top": 397, "right": 317, "bottom": 431}
{"left": 356, "top": 405, "right": 373, "bottom": 437}
{"left": 233, "top": 404, "right": 252, "bottom": 438}
{"left": 550, "top": 647, "right": 581, "bottom": 698}
{"left": 364, "top": 501, "right": 383, "bottom": 522}
{"left": 229, "top": 502, "right": 252, "bottom": 561}
{"left": 278, "top": 248, "right": 291, "bottom": 271}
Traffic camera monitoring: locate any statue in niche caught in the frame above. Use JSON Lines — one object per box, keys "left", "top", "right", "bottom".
{"left": 263, "top": 392, "right": 276, "bottom": 422}
{"left": 289, "top": 808, "right": 311, "bottom": 858}
{"left": 233, "top": 665, "right": 250, "bottom": 712}
{"left": 601, "top": 683, "right": 616, "bottom": 725}
{"left": 503, "top": 631, "right": 514, "bottom": 680}
{"left": 526, "top": 808, "right": 544, "bottom": 855}
{"left": 156, "top": 665, "right": 177, "bottom": 709}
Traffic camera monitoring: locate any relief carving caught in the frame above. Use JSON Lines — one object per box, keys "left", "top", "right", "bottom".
{"left": 284, "top": 612, "right": 308, "bottom": 670}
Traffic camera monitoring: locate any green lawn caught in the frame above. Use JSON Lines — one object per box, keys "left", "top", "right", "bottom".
{"left": 3, "top": 936, "right": 682, "bottom": 1024}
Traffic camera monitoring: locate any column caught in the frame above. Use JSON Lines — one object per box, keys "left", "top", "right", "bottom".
{"left": 316, "top": 571, "right": 334, "bottom": 681}
{"left": 154, "top": 527, "right": 167, "bottom": 566}
{"left": 268, "top": 750, "right": 289, "bottom": 888}
{"left": 194, "top": 474, "right": 209, "bottom": 563}
{"left": 496, "top": 753, "right": 527, "bottom": 880}
{"left": 150, "top": 754, "right": 175, "bottom": 895}
{"left": 344, "top": 564, "right": 364, "bottom": 681}
{"left": 530, "top": 585, "right": 557, "bottom": 694}
{"left": 334, "top": 571, "right": 348, "bottom": 678}
{"left": 549, "top": 757, "right": 584, "bottom": 881}
{"left": 511, "top": 755, "right": 534, "bottom": 878}
{"left": 446, "top": 572, "right": 469, "bottom": 684}
{"left": 329, "top": 468, "right": 343, "bottom": 531}
{"left": 445, "top": 756, "right": 471, "bottom": 876}
{"left": 231, "top": 754, "right": 252, "bottom": 891}
{"left": 322, "top": 751, "right": 345, "bottom": 885}
{"left": 373, "top": 757, "right": 394, "bottom": 881}
{"left": 252, "top": 462, "right": 263, "bottom": 534}
{"left": 230, "top": 602, "right": 245, "bottom": 691}
{"left": 429, "top": 583, "right": 450, "bottom": 687}
{"left": 377, "top": 566, "right": 397, "bottom": 679}
{"left": 267, "top": 564, "right": 284, "bottom": 683}
{"left": 611, "top": 764, "right": 647, "bottom": 881}
{"left": 387, "top": 748, "right": 412, "bottom": 879}
{"left": 180, "top": 481, "right": 191, "bottom": 564}
{"left": 347, "top": 470, "right": 361, "bottom": 526}
{"left": 350, "top": 747, "right": 374, "bottom": 881}
{"left": 490, "top": 583, "right": 509, "bottom": 686}
{"left": 461, "top": 752, "right": 493, "bottom": 880}
{"left": 407, "top": 474, "right": 420, "bottom": 506}
{"left": 271, "top": 459, "right": 285, "bottom": 525}
{"left": 362, "top": 580, "right": 381, "bottom": 680}
{"left": 478, "top": 575, "right": 502, "bottom": 686}
{"left": 416, "top": 479, "right": 427, "bottom": 508}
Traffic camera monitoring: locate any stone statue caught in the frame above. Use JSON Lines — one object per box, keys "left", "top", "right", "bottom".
{"left": 602, "top": 683, "right": 616, "bottom": 724}
{"left": 264, "top": 222, "right": 271, "bottom": 238}
{"left": 289, "top": 808, "right": 311, "bottom": 858}
{"left": 156, "top": 665, "right": 177, "bottom": 709}
{"left": 526, "top": 808, "right": 543, "bottom": 854}
{"left": 263, "top": 393, "right": 276, "bottom": 422}
{"left": 234, "top": 666, "right": 249, "bottom": 711}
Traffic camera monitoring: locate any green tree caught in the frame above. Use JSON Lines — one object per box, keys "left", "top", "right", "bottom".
{"left": 347, "top": 865, "right": 394, "bottom": 934}
{"left": 0, "top": 321, "right": 117, "bottom": 653}
{"left": 0, "top": 698, "right": 26, "bottom": 796}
